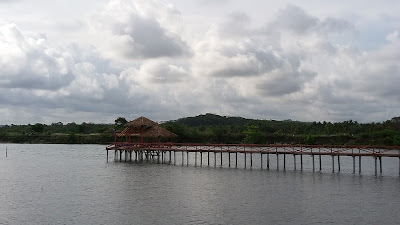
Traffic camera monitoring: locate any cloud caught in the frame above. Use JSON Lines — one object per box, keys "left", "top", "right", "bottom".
{"left": 89, "top": 0, "right": 189, "bottom": 60}
{"left": 0, "top": 23, "right": 74, "bottom": 90}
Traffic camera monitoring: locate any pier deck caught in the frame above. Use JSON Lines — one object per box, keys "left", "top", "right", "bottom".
{"left": 106, "top": 142, "right": 400, "bottom": 175}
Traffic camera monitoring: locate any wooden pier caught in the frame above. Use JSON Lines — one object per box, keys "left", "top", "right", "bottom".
{"left": 106, "top": 142, "right": 400, "bottom": 176}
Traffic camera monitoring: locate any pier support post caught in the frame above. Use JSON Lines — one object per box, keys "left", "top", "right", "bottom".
{"left": 375, "top": 156, "right": 377, "bottom": 176}
{"left": 332, "top": 155, "right": 335, "bottom": 172}
{"left": 182, "top": 151, "right": 184, "bottom": 166}
{"left": 250, "top": 153, "right": 253, "bottom": 169}
{"left": 208, "top": 152, "right": 210, "bottom": 166}
{"left": 195, "top": 152, "right": 197, "bottom": 166}
{"left": 283, "top": 154, "right": 286, "bottom": 170}
{"left": 244, "top": 153, "right": 247, "bottom": 168}
{"left": 261, "top": 154, "right": 263, "bottom": 169}
{"left": 301, "top": 155, "right": 303, "bottom": 170}
{"left": 312, "top": 155, "right": 315, "bottom": 171}
{"left": 338, "top": 155, "right": 340, "bottom": 171}
{"left": 107, "top": 150, "right": 109, "bottom": 161}
{"left": 228, "top": 152, "right": 231, "bottom": 167}
{"left": 267, "top": 153, "right": 270, "bottom": 170}
{"left": 169, "top": 151, "right": 172, "bottom": 164}
{"left": 352, "top": 156, "right": 355, "bottom": 174}
{"left": 214, "top": 152, "right": 217, "bottom": 167}
{"left": 200, "top": 152, "right": 203, "bottom": 166}
{"left": 120, "top": 150, "right": 123, "bottom": 161}
{"left": 379, "top": 156, "right": 382, "bottom": 174}
{"left": 276, "top": 154, "right": 279, "bottom": 170}
{"left": 319, "top": 155, "right": 322, "bottom": 171}
{"left": 187, "top": 151, "right": 189, "bottom": 166}
{"left": 359, "top": 156, "right": 362, "bottom": 174}
{"left": 220, "top": 152, "right": 223, "bottom": 167}
{"left": 235, "top": 152, "right": 238, "bottom": 168}
{"left": 294, "top": 155, "right": 296, "bottom": 170}
{"left": 174, "top": 151, "right": 176, "bottom": 165}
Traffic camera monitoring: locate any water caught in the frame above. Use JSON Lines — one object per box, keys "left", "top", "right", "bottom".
{"left": 1, "top": 144, "right": 400, "bottom": 225}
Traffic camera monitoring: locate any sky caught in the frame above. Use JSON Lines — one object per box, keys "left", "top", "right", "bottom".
{"left": 0, "top": 0, "right": 400, "bottom": 124}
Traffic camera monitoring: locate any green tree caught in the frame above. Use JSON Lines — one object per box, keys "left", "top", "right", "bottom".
{"left": 31, "top": 123, "right": 45, "bottom": 133}
{"left": 115, "top": 117, "right": 128, "bottom": 126}
{"left": 243, "top": 125, "right": 264, "bottom": 144}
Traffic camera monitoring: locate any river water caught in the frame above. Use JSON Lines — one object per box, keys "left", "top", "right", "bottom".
{"left": 0, "top": 144, "right": 399, "bottom": 225}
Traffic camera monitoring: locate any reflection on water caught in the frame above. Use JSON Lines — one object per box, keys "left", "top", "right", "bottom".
{"left": 1, "top": 144, "right": 400, "bottom": 225}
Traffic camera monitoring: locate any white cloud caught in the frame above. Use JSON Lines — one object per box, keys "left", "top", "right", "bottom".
{"left": 0, "top": 23, "right": 74, "bottom": 90}
{"left": 89, "top": 0, "right": 189, "bottom": 60}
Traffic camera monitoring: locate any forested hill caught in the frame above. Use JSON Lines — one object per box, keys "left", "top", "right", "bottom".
{"left": 168, "top": 113, "right": 251, "bottom": 127}
{"left": 162, "top": 114, "right": 400, "bottom": 145}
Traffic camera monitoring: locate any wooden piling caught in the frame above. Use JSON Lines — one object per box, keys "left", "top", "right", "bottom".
{"left": 312, "top": 155, "right": 315, "bottom": 171}
{"left": 250, "top": 153, "right": 253, "bottom": 169}
{"left": 276, "top": 154, "right": 279, "bottom": 170}
{"left": 229, "top": 152, "right": 231, "bottom": 167}
{"left": 379, "top": 156, "right": 382, "bottom": 174}
{"left": 267, "top": 153, "right": 270, "bottom": 170}
{"left": 261, "top": 154, "right": 263, "bottom": 169}
{"left": 294, "top": 154, "right": 296, "bottom": 170}
{"left": 300, "top": 154, "right": 303, "bottom": 170}
{"left": 284, "top": 154, "right": 286, "bottom": 170}
{"left": 338, "top": 155, "right": 340, "bottom": 171}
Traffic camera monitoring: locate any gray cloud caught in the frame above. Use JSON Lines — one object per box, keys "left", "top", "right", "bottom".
{"left": 90, "top": 0, "right": 190, "bottom": 60}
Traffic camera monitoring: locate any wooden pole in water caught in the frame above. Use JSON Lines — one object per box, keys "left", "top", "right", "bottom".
{"left": 337, "top": 155, "right": 340, "bottom": 171}
{"left": 229, "top": 152, "right": 231, "bottom": 167}
{"left": 187, "top": 151, "right": 189, "bottom": 166}
{"left": 169, "top": 151, "right": 172, "bottom": 164}
{"left": 182, "top": 151, "right": 184, "bottom": 166}
{"left": 312, "top": 155, "right": 315, "bottom": 171}
{"left": 244, "top": 153, "right": 247, "bottom": 168}
{"left": 195, "top": 152, "right": 197, "bottom": 166}
{"left": 283, "top": 154, "right": 286, "bottom": 170}
{"left": 379, "top": 156, "right": 382, "bottom": 174}
{"left": 294, "top": 155, "right": 296, "bottom": 170}
{"left": 220, "top": 152, "right": 223, "bottom": 167}
{"left": 200, "top": 152, "right": 203, "bottom": 166}
{"left": 250, "top": 153, "right": 253, "bottom": 169}
{"left": 6, "top": 146, "right": 7, "bottom": 158}
{"left": 261, "top": 154, "right": 263, "bottom": 169}
{"left": 208, "top": 152, "right": 210, "bottom": 166}
{"left": 300, "top": 155, "right": 303, "bottom": 170}
{"left": 267, "top": 153, "right": 270, "bottom": 170}
{"left": 174, "top": 151, "right": 176, "bottom": 165}
{"left": 235, "top": 152, "right": 238, "bottom": 168}
{"left": 319, "top": 155, "right": 322, "bottom": 171}
{"left": 374, "top": 156, "right": 377, "bottom": 176}
{"left": 106, "top": 149, "right": 108, "bottom": 161}
{"left": 332, "top": 155, "right": 334, "bottom": 172}
{"left": 214, "top": 152, "right": 216, "bottom": 167}
{"left": 276, "top": 154, "right": 279, "bottom": 170}
{"left": 359, "top": 156, "right": 362, "bottom": 174}
{"left": 352, "top": 156, "right": 355, "bottom": 174}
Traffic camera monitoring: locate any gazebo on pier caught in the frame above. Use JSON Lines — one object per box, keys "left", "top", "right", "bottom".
{"left": 114, "top": 116, "right": 177, "bottom": 143}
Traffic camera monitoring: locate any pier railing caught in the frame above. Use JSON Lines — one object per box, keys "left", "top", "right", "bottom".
{"left": 107, "top": 142, "right": 400, "bottom": 157}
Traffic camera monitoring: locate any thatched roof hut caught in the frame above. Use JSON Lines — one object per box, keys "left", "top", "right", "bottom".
{"left": 116, "top": 116, "right": 177, "bottom": 142}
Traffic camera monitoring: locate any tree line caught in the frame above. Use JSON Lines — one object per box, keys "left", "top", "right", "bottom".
{"left": 1, "top": 114, "right": 400, "bottom": 145}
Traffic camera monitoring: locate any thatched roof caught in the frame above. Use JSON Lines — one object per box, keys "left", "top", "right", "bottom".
{"left": 118, "top": 116, "right": 177, "bottom": 139}
{"left": 125, "top": 116, "right": 158, "bottom": 128}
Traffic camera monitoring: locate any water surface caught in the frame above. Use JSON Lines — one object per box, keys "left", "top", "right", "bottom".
{"left": 1, "top": 144, "right": 399, "bottom": 224}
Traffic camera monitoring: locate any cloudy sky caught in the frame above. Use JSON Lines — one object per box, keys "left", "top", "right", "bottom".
{"left": 0, "top": 0, "right": 399, "bottom": 124}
